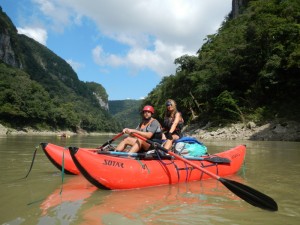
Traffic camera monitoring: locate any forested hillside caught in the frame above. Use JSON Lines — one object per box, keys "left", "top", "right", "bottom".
{"left": 109, "top": 100, "right": 143, "bottom": 128}
{"left": 143, "top": 0, "right": 300, "bottom": 127}
{"left": 0, "top": 8, "right": 121, "bottom": 132}
{"left": 1, "top": 1, "right": 299, "bottom": 133}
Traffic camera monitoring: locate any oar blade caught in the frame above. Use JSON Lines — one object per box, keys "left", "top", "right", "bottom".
{"left": 219, "top": 178, "right": 278, "bottom": 211}
{"left": 205, "top": 156, "right": 231, "bottom": 163}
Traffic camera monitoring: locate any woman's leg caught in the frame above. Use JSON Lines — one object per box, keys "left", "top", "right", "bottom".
{"left": 163, "top": 140, "right": 172, "bottom": 150}
{"left": 164, "top": 134, "right": 179, "bottom": 150}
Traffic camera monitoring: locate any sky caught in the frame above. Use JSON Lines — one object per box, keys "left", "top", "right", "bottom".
{"left": 1, "top": 0, "right": 232, "bottom": 100}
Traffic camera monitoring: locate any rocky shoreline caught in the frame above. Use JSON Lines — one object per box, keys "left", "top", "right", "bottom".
{"left": 184, "top": 120, "right": 300, "bottom": 142}
{"left": 1, "top": 121, "right": 300, "bottom": 141}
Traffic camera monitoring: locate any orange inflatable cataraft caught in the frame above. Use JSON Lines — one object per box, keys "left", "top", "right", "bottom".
{"left": 41, "top": 133, "right": 124, "bottom": 175}
{"left": 41, "top": 143, "right": 97, "bottom": 175}
{"left": 68, "top": 145, "right": 246, "bottom": 190}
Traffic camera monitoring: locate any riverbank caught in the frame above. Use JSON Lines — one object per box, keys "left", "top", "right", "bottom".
{"left": 0, "top": 124, "right": 113, "bottom": 136}
{"left": 184, "top": 120, "right": 300, "bottom": 142}
{"left": 1, "top": 121, "right": 300, "bottom": 141}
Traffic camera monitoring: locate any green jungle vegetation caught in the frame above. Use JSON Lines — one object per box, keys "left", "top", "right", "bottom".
{"left": 143, "top": 0, "right": 300, "bottom": 127}
{"left": 0, "top": 62, "right": 121, "bottom": 132}
{"left": 0, "top": 8, "right": 121, "bottom": 132}
{"left": 109, "top": 100, "right": 143, "bottom": 128}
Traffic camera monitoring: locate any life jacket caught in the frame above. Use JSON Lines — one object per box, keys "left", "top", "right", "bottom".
{"left": 138, "top": 118, "right": 162, "bottom": 140}
{"left": 163, "top": 112, "right": 184, "bottom": 135}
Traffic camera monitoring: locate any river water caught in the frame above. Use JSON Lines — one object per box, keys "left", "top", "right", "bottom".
{"left": 0, "top": 135, "right": 299, "bottom": 225}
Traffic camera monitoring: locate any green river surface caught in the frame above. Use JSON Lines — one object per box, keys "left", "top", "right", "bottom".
{"left": 0, "top": 135, "right": 299, "bottom": 225}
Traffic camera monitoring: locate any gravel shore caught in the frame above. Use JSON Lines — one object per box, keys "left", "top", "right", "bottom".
{"left": 184, "top": 121, "right": 300, "bottom": 142}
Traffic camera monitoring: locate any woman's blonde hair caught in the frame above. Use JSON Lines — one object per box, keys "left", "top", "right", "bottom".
{"left": 165, "top": 99, "right": 178, "bottom": 118}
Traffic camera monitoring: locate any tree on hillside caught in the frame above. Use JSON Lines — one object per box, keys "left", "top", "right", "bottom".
{"left": 144, "top": 0, "right": 300, "bottom": 126}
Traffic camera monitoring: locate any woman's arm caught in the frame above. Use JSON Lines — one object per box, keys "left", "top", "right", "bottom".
{"left": 169, "top": 112, "right": 181, "bottom": 134}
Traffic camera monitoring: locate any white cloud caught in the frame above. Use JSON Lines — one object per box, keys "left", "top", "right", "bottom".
{"left": 32, "top": 0, "right": 74, "bottom": 32}
{"left": 92, "top": 45, "right": 125, "bottom": 67}
{"left": 17, "top": 27, "right": 48, "bottom": 45}
{"left": 33, "top": 0, "right": 232, "bottom": 76}
{"left": 92, "top": 40, "right": 192, "bottom": 76}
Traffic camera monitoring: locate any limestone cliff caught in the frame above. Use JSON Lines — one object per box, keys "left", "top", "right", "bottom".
{"left": 0, "top": 7, "right": 22, "bottom": 68}
{"left": 93, "top": 92, "right": 109, "bottom": 110}
{"left": 231, "top": 0, "right": 250, "bottom": 18}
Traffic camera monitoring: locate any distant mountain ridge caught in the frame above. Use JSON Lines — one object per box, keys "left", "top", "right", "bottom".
{"left": 0, "top": 7, "right": 120, "bottom": 132}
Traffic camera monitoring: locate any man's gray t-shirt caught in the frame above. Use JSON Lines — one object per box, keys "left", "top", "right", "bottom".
{"left": 137, "top": 119, "right": 161, "bottom": 134}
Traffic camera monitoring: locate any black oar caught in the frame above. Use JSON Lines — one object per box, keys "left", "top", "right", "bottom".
{"left": 97, "top": 150, "right": 230, "bottom": 163}
{"left": 131, "top": 132, "right": 278, "bottom": 211}
{"left": 97, "top": 132, "right": 124, "bottom": 150}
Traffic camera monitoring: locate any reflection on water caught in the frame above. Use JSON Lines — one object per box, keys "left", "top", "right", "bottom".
{"left": 0, "top": 136, "right": 299, "bottom": 225}
{"left": 78, "top": 177, "right": 243, "bottom": 225}
{"left": 37, "top": 175, "right": 243, "bottom": 225}
{"left": 39, "top": 176, "right": 97, "bottom": 216}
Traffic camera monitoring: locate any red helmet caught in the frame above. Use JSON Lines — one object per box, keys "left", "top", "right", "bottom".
{"left": 142, "top": 105, "right": 155, "bottom": 114}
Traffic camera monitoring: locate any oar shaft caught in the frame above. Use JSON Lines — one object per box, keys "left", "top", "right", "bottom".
{"left": 110, "top": 132, "right": 124, "bottom": 142}
{"left": 98, "top": 132, "right": 124, "bottom": 149}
